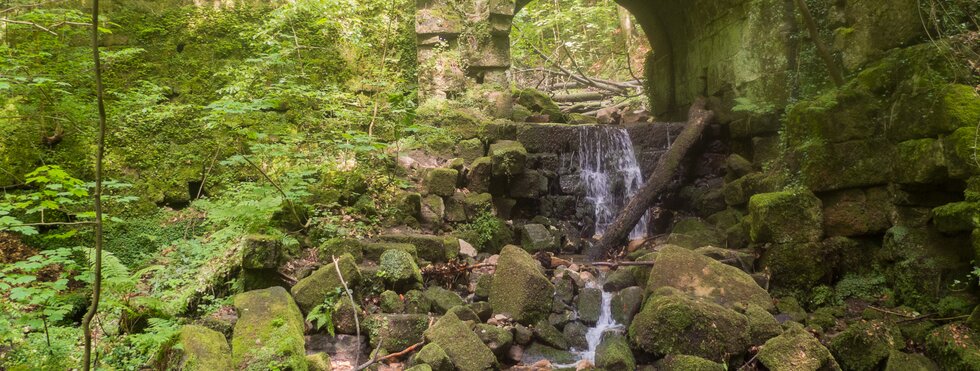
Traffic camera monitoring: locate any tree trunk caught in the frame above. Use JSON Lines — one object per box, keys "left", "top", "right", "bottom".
{"left": 596, "top": 98, "right": 714, "bottom": 252}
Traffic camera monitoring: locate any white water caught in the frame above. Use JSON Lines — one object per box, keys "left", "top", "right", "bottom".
{"left": 577, "top": 126, "right": 649, "bottom": 239}
{"left": 573, "top": 283, "right": 622, "bottom": 364}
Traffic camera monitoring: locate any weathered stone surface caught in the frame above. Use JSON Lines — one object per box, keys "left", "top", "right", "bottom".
{"left": 426, "top": 168, "right": 459, "bottom": 197}
{"left": 404, "top": 289, "right": 431, "bottom": 314}
{"left": 241, "top": 234, "right": 285, "bottom": 269}
{"left": 563, "top": 321, "right": 588, "bottom": 350}
{"left": 463, "top": 192, "right": 493, "bottom": 218}
{"left": 333, "top": 297, "right": 362, "bottom": 335}
{"left": 366, "top": 313, "right": 429, "bottom": 353}
{"left": 726, "top": 153, "right": 754, "bottom": 179}
{"left": 490, "top": 140, "right": 527, "bottom": 176}
{"left": 896, "top": 138, "right": 948, "bottom": 184}
{"left": 467, "top": 157, "right": 493, "bottom": 193}
{"left": 723, "top": 171, "right": 781, "bottom": 206}
{"left": 885, "top": 351, "right": 939, "bottom": 371}
{"left": 379, "top": 249, "right": 423, "bottom": 292}
{"left": 414, "top": 343, "right": 453, "bottom": 371}
{"left": 880, "top": 226, "right": 971, "bottom": 311}
{"left": 602, "top": 269, "right": 636, "bottom": 292}
{"left": 924, "top": 323, "right": 980, "bottom": 370}
{"left": 378, "top": 233, "right": 457, "bottom": 263}
{"left": 829, "top": 320, "right": 903, "bottom": 371}
{"left": 628, "top": 291, "right": 750, "bottom": 362}
{"left": 757, "top": 324, "right": 841, "bottom": 371}
{"left": 291, "top": 254, "right": 360, "bottom": 313}
{"left": 748, "top": 190, "right": 823, "bottom": 243}
{"left": 513, "top": 89, "right": 564, "bottom": 123}
{"left": 533, "top": 318, "right": 569, "bottom": 350}
{"left": 595, "top": 333, "right": 635, "bottom": 370}
{"left": 490, "top": 245, "right": 554, "bottom": 324}
{"left": 508, "top": 170, "right": 548, "bottom": 198}
{"left": 611, "top": 286, "right": 643, "bottom": 327}
{"left": 653, "top": 354, "right": 726, "bottom": 370}
{"left": 576, "top": 287, "right": 602, "bottom": 326}
{"left": 666, "top": 218, "right": 724, "bottom": 248}
{"left": 232, "top": 287, "right": 307, "bottom": 370}
{"left": 422, "top": 194, "right": 446, "bottom": 225}
{"left": 447, "top": 305, "right": 481, "bottom": 323}
{"left": 474, "top": 323, "right": 513, "bottom": 357}
{"left": 445, "top": 193, "right": 468, "bottom": 222}
{"left": 424, "top": 312, "right": 498, "bottom": 371}
{"left": 519, "top": 223, "right": 556, "bottom": 252}
{"left": 457, "top": 138, "right": 485, "bottom": 163}
{"left": 745, "top": 303, "right": 781, "bottom": 345}
{"left": 424, "top": 286, "right": 465, "bottom": 314}
{"left": 821, "top": 187, "right": 893, "bottom": 237}
{"left": 647, "top": 245, "right": 774, "bottom": 311}
{"left": 761, "top": 242, "right": 830, "bottom": 292}
{"left": 794, "top": 139, "right": 896, "bottom": 192}
{"left": 161, "top": 325, "right": 233, "bottom": 371}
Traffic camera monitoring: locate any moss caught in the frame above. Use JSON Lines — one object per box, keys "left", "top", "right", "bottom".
{"left": 595, "top": 334, "right": 635, "bottom": 370}
{"left": 232, "top": 287, "right": 307, "bottom": 370}
{"left": 747, "top": 190, "right": 823, "bottom": 243}
{"left": 746, "top": 304, "right": 782, "bottom": 345}
{"left": 423, "top": 312, "right": 497, "bottom": 371}
{"left": 165, "top": 325, "right": 233, "bottom": 371}
{"left": 377, "top": 233, "right": 456, "bottom": 263}
{"left": 762, "top": 242, "right": 830, "bottom": 293}
{"left": 647, "top": 245, "right": 774, "bottom": 311}
{"left": 793, "top": 138, "right": 897, "bottom": 192}
{"left": 456, "top": 138, "right": 485, "bottom": 163}
{"left": 363, "top": 242, "right": 418, "bottom": 263}
{"left": 533, "top": 318, "right": 569, "bottom": 350}
{"left": 466, "top": 156, "right": 493, "bottom": 193}
{"left": 473, "top": 323, "right": 513, "bottom": 356}
{"left": 628, "top": 292, "right": 750, "bottom": 362}
{"left": 723, "top": 171, "right": 781, "bottom": 206}
{"left": 365, "top": 314, "right": 429, "bottom": 353}
{"left": 423, "top": 287, "right": 464, "bottom": 314}
{"left": 414, "top": 343, "right": 453, "bottom": 371}
{"left": 318, "top": 238, "right": 364, "bottom": 262}
{"left": 489, "top": 245, "right": 554, "bottom": 324}
{"left": 896, "top": 138, "right": 948, "bottom": 184}
{"left": 924, "top": 323, "right": 980, "bottom": 370}
{"left": 489, "top": 140, "right": 527, "bottom": 177}
{"left": 880, "top": 226, "right": 971, "bottom": 312}
{"left": 931, "top": 202, "right": 979, "bottom": 234}
{"left": 653, "top": 355, "right": 726, "bottom": 371}
{"left": 380, "top": 290, "right": 405, "bottom": 313}
{"left": 884, "top": 351, "right": 939, "bottom": 371}
{"left": 757, "top": 324, "right": 841, "bottom": 371}
{"left": 945, "top": 84, "right": 980, "bottom": 128}
{"left": 829, "top": 320, "right": 904, "bottom": 371}
{"left": 379, "top": 249, "right": 423, "bottom": 292}
{"left": 290, "top": 254, "right": 360, "bottom": 313}
{"left": 808, "top": 307, "right": 842, "bottom": 331}
{"left": 305, "top": 353, "right": 331, "bottom": 371}
{"left": 404, "top": 289, "right": 431, "bottom": 314}
{"left": 666, "top": 218, "right": 723, "bottom": 249}
{"left": 425, "top": 168, "right": 459, "bottom": 197}
{"left": 512, "top": 88, "right": 565, "bottom": 123}
{"left": 944, "top": 126, "right": 980, "bottom": 179}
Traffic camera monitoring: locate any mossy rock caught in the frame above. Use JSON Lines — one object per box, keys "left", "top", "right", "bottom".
{"left": 820, "top": 187, "right": 894, "bottom": 237}
{"left": 426, "top": 168, "right": 459, "bottom": 197}
{"left": 463, "top": 192, "right": 493, "bottom": 218}
{"left": 159, "top": 325, "right": 233, "bottom": 371}
{"left": 757, "top": 324, "right": 842, "bottom": 371}
{"left": 404, "top": 289, "right": 431, "bottom": 314}
{"left": 305, "top": 352, "right": 331, "bottom": 371}
{"left": 333, "top": 296, "right": 362, "bottom": 335}
{"left": 595, "top": 333, "right": 635, "bottom": 370}
{"left": 423, "top": 286, "right": 465, "bottom": 314}
{"left": 748, "top": 190, "right": 823, "bottom": 243}
{"left": 944, "top": 126, "right": 980, "bottom": 179}
{"left": 365, "top": 313, "right": 429, "bottom": 353}
{"left": 653, "top": 354, "right": 726, "bottom": 370}
{"left": 241, "top": 234, "right": 286, "bottom": 269}
{"left": 232, "top": 287, "right": 307, "bottom": 370}
{"left": 508, "top": 170, "right": 549, "bottom": 198}
{"left": 445, "top": 193, "right": 468, "bottom": 222}
{"left": 761, "top": 242, "right": 830, "bottom": 293}
{"left": 628, "top": 291, "right": 750, "bottom": 362}
{"left": 880, "top": 226, "right": 971, "bottom": 311}
{"left": 746, "top": 303, "right": 782, "bottom": 345}
{"left": 379, "top": 249, "right": 423, "bottom": 292}
{"left": 490, "top": 245, "right": 555, "bottom": 324}
{"left": 466, "top": 157, "right": 493, "bottom": 194}
{"left": 489, "top": 140, "right": 527, "bottom": 177}
{"left": 447, "top": 305, "right": 481, "bottom": 323}
{"left": 924, "top": 323, "right": 980, "bottom": 370}
{"left": 318, "top": 238, "right": 364, "bottom": 263}
{"left": 884, "top": 350, "right": 939, "bottom": 371}
{"left": 895, "top": 138, "right": 948, "bottom": 184}
{"left": 829, "top": 320, "right": 904, "bottom": 371}
{"left": 413, "top": 343, "right": 453, "bottom": 371}
{"left": 363, "top": 242, "right": 419, "bottom": 263}
{"left": 457, "top": 138, "right": 486, "bottom": 163}
{"left": 377, "top": 233, "right": 458, "bottom": 263}
{"left": 519, "top": 223, "right": 557, "bottom": 253}
{"left": 474, "top": 323, "right": 513, "bottom": 357}
{"left": 792, "top": 138, "right": 896, "bottom": 192}
{"left": 521, "top": 342, "right": 577, "bottom": 365}
{"left": 783, "top": 87, "right": 882, "bottom": 147}
{"left": 424, "top": 312, "right": 498, "bottom": 371}
{"left": 611, "top": 286, "right": 644, "bottom": 327}
{"left": 533, "top": 318, "right": 569, "bottom": 350}
{"left": 513, "top": 88, "right": 565, "bottom": 123}
{"left": 647, "top": 245, "right": 774, "bottom": 311}
{"left": 666, "top": 218, "right": 724, "bottom": 249}
{"left": 931, "top": 201, "right": 979, "bottom": 234}
{"left": 291, "top": 254, "right": 360, "bottom": 313}
{"left": 723, "top": 172, "right": 781, "bottom": 206}
{"left": 603, "top": 269, "right": 636, "bottom": 292}
{"left": 380, "top": 290, "right": 404, "bottom": 313}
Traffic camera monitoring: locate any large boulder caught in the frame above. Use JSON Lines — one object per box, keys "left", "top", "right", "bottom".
{"left": 490, "top": 245, "right": 555, "bottom": 324}
{"left": 628, "top": 290, "right": 751, "bottom": 362}
{"left": 232, "top": 287, "right": 307, "bottom": 370}
{"left": 377, "top": 233, "right": 458, "bottom": 263}
{"left": 829, "top": 320, "right": 903, "bottom": 371}
{"left": 424, "top": 286, "right": 465, "bottom": 314}
{"left": 924, "top": 323, "right": 980, "bottom": 370}
{"left": 647, "top": 245, "right": 774, "bottom": 311}
{"left": 757, "top": 324, "right": 841, "bottom": 371}
{"left": 490, "top": 140, "right": 527, "bottom": 176}
{"left": 748, "top": 190, "right": 823, "bottom": 243}
{"left": 520, "top": 223, "right": 557, "bottom": 252}
{"left": 365, "top": 314, "right": 429, "bottom": 353}
{"left": 424, "top": 312, "right": 498, "bottom": 371}
{"left": 426, "top": 168, "right": 459, "bottom": 197}
{"left": 379, "top": 249, "right": 423, "bottom": 291}
{"left": 159, "top": 325, "right": 233, "bottom": 370}
{"left": 595, "top": 333, "right": 635, "bottom": 370}
{"left": 291, "top": 254, "right": 360, "bottom": 313}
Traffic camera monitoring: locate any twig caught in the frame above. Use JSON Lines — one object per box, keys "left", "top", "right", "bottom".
{"left": 792, "top": 0, "right": 844, "bottom": 87}
{"left": 355, "top": 333, "right": 386, "bottom": 370}
{"left": 589, "top": 261, "right": 655, "bottom": 268}
{"left": 333, "top": 255, "right": 361, "bottom": 367}
{"left": 0, "top": 17, "right": 58, "bottom": 35}
{"left": 867, "top": 306, "right": 916, "bottom": 318}
{"left": 356, "top": 339, "right": 423, "bottom": 370}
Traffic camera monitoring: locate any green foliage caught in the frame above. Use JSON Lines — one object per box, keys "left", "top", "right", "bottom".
{"left": 306, "top": 288, "right": 343, "bottom": 336}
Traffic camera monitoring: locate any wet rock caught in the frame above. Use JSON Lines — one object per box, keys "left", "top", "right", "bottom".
{"left": 424, "top": 312, "right": 498, "bottom": 371}
{"left": 424, "top": 287, "right": 465, "bottom": 314}
{"left": 490, "top": 140, "right": 527, "bottom": 176}
{"left": 829, "top": 320, "right": 903, "bottom": 371}
{"left": 595, "top": 333, "right": 635, "bottom": 371}
{"left": 490, "top": 245, "right": 555, "bottom": 324}
{"left": 554, "top": 276, "right": 575, "bottom": 304}
{"left": 757, "top": 324, "right": 841, "bottom": 371}
{"left": 380, "top": 290, "right": 404, "bottom": 313}
{"left": 291, "top": 254, "right": 360, "bottom": 313}
{"left": 520, "top": 224, "right": 557, "bottom": 253}
{"left": 610, "top": 286, "right": 643, "bottom": 327}
{"left": 159, "top": 325, "right": 232, "bottom": 370}
{"left": 508, "top": 170, "right": 549, "bottom": 198}
{"left": 426, "top": 168, "right": 459, "bottom": 197}
{"left": 379, "top": 249, "right": 423, "bottom": 291}
{"left": 602, "top": 269, "right": 636, "bottom": 292}
{"left": 378, "top": 233, "right": 458, "bottom": 263}
{"left": 748, "top": 190, "right": 823, "bottom": 243}
{"left": 576, "top": 288, "right": 602, "bottom": 326}
{"left": 647, "top": 245, "right": 774, "bottom": 311}
{"left": 232, "top": 287, "right": 306, "bottom": 370}
{"left": 533, "top": 318, "right": 569, "bottom": 350}
{"left": 474, "top": 323, "right": 514, "bottom": 357}
{"left": 414, "top": 343, "right": 453, "bottom": 371}
{"left": 694, "top": 246, "right": 756, "bottom": 271}
{"left": 628, "top": 290, "right": 750, "bottom": 362}
{"left": 924, "top": 323, "right": 980, "bottom": 370}
{"left": 653, "top": 355, "right": 726, "bottom": 370}
{"left": 366, "top": 313, "right": 429, "bottom": 353}
{"left": 563, "top": 321, "right": 588, "bottom": 350}
{"left": 305, "top": 352, "right": 331, "bottom": 371}
{"left": 548, "top": 311, "right": 574, "bottom": 329}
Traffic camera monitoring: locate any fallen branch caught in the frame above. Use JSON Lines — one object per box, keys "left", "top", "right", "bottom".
{"left": 0, "top": 17, "right": 57, "bottom": 35}
{"left": 333, "top": 255, "right": 361, "bottom": 367}
{"left": 552, "top": 92, "right": 606, "bottom": 103}
{"left": 526, "top": 46, "right": 628, "bottom": 94}
{"left": 596, "top": 98, "right": 714, "bottom": 252}
{"left": 792, "top": 0, "right": 844, "bottom": 87}
{"left": 355, "top": 334, "right": 385, "bottom": 370}
{"left": 588, "top": 261, "right": 655, "bottom": 268}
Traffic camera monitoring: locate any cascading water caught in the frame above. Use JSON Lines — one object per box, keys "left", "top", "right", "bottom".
{"left": 577, "top": 126, "right": 650, "bottom": 240}
{"left": 574, "top": 283, "right": 621, "bottom": 363}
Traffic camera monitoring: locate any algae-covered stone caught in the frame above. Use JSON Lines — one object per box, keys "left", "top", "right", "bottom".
{"left": 378, "top": 233, "right": 458, "bottom": 263}
{"left": 318, "top": 238, "right": 364, "bottom": 262}
{"left": 363, "top": 242, "right": 418, "bottom": 263}
{"left": 647, "top": 245, "right": 774, "bottom": 311}
{"left": 414, "top": 343, "right": 453, "bottom": 371}
{"left": 513, "top": 88, "right": 565, "bottom": 123}
{"left": 467, "top": 157, "right": 493, "bottom": 193}
{"left": 521, "top": 343, "right": 577, "bottom": 365}
{"left": 723, "top": 171, "right": 782, "bottom": 206}
{"left": 896, "top": 138, "right": 948, "bottom": 184}
{"left": 424, "top": 286, "right": 465, "bottom": 314}
{"left": 426, "top": 168, "right": 459, "bottom": 197}
{"left": 595, "top": 333, "right": 635, "bottom": 370}
{"left": 757, "top": 324, "right": 841, "bottom": 371}
{"left": 291, "top": 254, "right": 360, "bottom": 313}
{"left": 533, "top": 318, "right": 569, "bottom": 350}
{"left": 829, "top": 320, "right": 903, "bottom": 371}
{"left": 490, "top": 245, "right": 555, "bottom": 324}
{"left": 880, "top": 226, "right": 971, "bottom": 311}
{"left": 628, "top": 291, "right": 750, "bottom": 362}
{"left": 424, "top": 312, "right": 498, "bottom": 371}
{"left": 490, "top": 140, "right": 527, "bottom": 176}
{"left": 474, "top": 323, "right": 514, "bottom": 357}
{"left": 794, "top": 138, "right": 897, "bottom": 192}
{"left": 924, "top": 323, "right": 980, "bottom": 370}
{"left": 380, "top": 290, "right": 404, "bottom": 313}
{"left": 748, "top": 190, "right": 823, "bottom": 243}
{"left": 365, "top": 313, "right": 429, "bottom": 353}
{"left": 160, "top": 325, "right": 233, "bottom": 371}
{"left": 241, "top": 234, "right": 286, "bottom": 269}
{"left": 306, "top": 353, "right": 331, "bottom": 371}
{"left": 397, "top": 192, "right": 423, "bottom": 221}
{"left": 422, "top": 195, "right": 446, "bottom": 225}
{"left": 576, "top": 287, "right": 602, "bottom": 326}
{"left": 932, "top": 201, "right": 979, "bottom": 234}
{"left": 379, "top": 249, "right": 423, "bottom": 291}
{"left": 611, "top": 286, "right": 643, "bottom": 327}
{"left": 762, "top": 242, "right": 830, "bottom": 292}
{"left": 746, "top": 303, "right": 782, "bottom": 345}
{"left": 404, "top": 289, "right": 431, "bottom": 314}
{"left": 653, "top": 354, "right": 726, "bottom": 370}
{"left": 232, "top": 287, "right": 307, "bottom": 370}
{"left": 520, "top": 223, "right": 557, "bottom": 252}
{"left": 457, "top": 138, "right": 485, "bottom": 163}
{"left": 884, "top": 350, "right": 939, "bottom": 371}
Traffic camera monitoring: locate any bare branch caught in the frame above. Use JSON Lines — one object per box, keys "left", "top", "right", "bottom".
{"left": 332, "top": 255, "right": 361, "bottom": 367}
{"left": 0, "top": 18, "right": 57, "bottom": 35}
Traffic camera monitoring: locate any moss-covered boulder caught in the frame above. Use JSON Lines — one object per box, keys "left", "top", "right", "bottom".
{"left": 880, "top": 226, "right": 971, "bottom": 311}
{"left": 748, "top": 190, "right": 823, "bottom": 243}
{"left": 896, "top": 138, "right": 948, "bottom": 184}
{"left": 365, "top": 313, "right": 429, "bottom": 353}
{"left": 793, "top": 138, "right": 897, "bottom": 192}
{"left": 513, "top": 88, "right": 565, "bottom": 123}
{"left": 377, "top": 233, "right": 457, "bottom": 263}
{"left": 474, "top": 323, "right": 514, "bottom": 357}
{"left": 291, "top": 254, "right": 360, "bottom": 313}
{"left": 761, "top": 242, "right": 831, "bottom": 292}
{"left": 746, "top": 303, "right": 782, "bottom": 345}
{"left": 404, "top": 289, "right": 431, "bottom": 314}
{"left": 463, "top": 192, "right": 493, "bottom": 218}
{"left": 647, "top": 245, "right": 774, "bottom": 311}
{"left": 467, "top": 157, "right": 493, "bottom": 194}
{"left": 829, "top": 320, "right": 903, "bottom": 371}
{"left": 666, "top": 218, "right": 725, "bottom": 249}
{"left": 944, "top": 126, "right": 980, "bottom": 179}
{"left": 457, "top": 138, "right": 486, "bottom": 163}
{"left": 884, "top": 351, "right": 939, "bottom": 371}
{"left": 421, "top": 194, "right": 446, "bottom": 225}
{"left": 380, "top": 290, "right": 404, "bottom": 313}
{"left": 426, "top": 168, "right": 459, "bottom": 197}
{"left": 508, "top": 170, "right": 549, "bottom": 198}
{"left": 318, "top": 238, "right": 364, "bottom": 262}
{"left": 821, "top": 187, "right": 893, "bottom": 237}
{"left": 652, "top": 354, "right": 726, "bottom": 370}
{"left": 414, "top": 343, "right": 453, "bottom": 371}
{"left": 241, "top": 234, "right": 287, "bottom": 269}
{"left": 595, "top": 333, "right": 635, "bottom": 370}
{"left": 333, "top": 296, "right": 362, "bottom": 335}
{"left": 379, "top": 249, "right": 423, "bottom": 292}
{"left": 424, "top": 312, "right": 498, "bottom": 371}
{"left": 757, "top": 324, "right": 841, "bottom": 371}
{"left": 363, "top": 242, "right": 418, "bottom": 263}
{"left": 520, "top": 223, "right": 556, "bottom": 252}
{"left": 533, "top": 318, "right": 569, "bottom": 350}
{"left": 628, "top": 291, "right": 750, "bottom": 362}
{"left": 490, "top": 245, "right": 555, "bottom": 324}
{"left": 305, "top": 352, "right": 331, "bottom": 371}
{"left": 932, "top": 202, "right": 979, "bottom": 234}
{"left": 723, "top": 172, "right": 782, "bottom": 206}
{"left": 489, "top": 140, "right": 527, "bottom": 177}
{"left": 160, "top": 325, "right": 233, "bottom": 371}
{"left": 924, "top": 323, "right": 980, "bottom": 370}
{"left": 611, "top": 286, "right": 644, "bottom": 327}
{"left": 603, "top": 269, "right": 636, "bottom": 292}
{"left": 424, "top": 286, "right": 465, "bottom": 314}
{"left": 576, "top": 287, "right": 602, "bottom": 326}
{"left": 232, "top": 287, "right": 307, "bottom": 370}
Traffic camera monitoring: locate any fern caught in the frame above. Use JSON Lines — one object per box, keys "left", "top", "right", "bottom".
{"left": 306, "top": 288, "right": 342, "bottom": 336}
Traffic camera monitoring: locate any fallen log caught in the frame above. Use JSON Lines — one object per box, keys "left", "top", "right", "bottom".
{"left": 553, "top": 91, "right": 606, "bottom": 103}
{"left": 596, "top": 98, "right": 715, "bottom": 252}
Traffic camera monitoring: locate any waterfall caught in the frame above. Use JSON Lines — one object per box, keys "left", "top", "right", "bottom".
{"left": 577, "top": 126, "right": 649, "bottom": 240}
{"left": 575, "top": 284, "right": 621, "bottom": 363}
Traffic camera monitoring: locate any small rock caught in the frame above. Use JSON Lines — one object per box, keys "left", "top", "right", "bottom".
{"left": 458, "top": 239, "right": 478, "bottom": 257}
